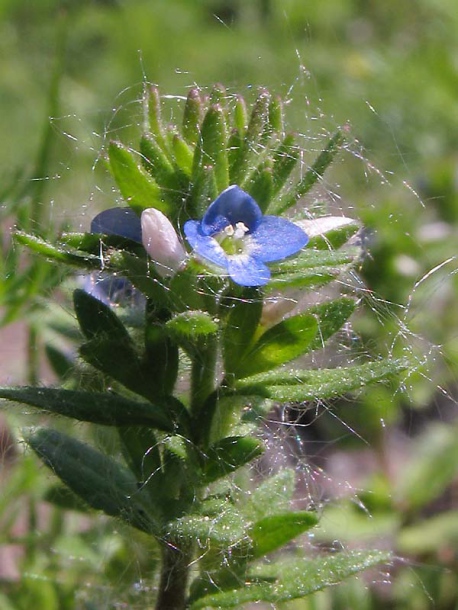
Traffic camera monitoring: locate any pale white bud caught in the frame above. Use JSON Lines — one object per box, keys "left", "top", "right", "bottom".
{"left": 141, "top": 208, "right": 187, "bottom": 277}
{"left": 295, "top": 216, "right": 359, "bottom": 238}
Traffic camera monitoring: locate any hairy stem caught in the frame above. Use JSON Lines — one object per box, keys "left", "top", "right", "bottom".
{"left": 190, "top": 337, "right": 218, "bottom": 418}
{"left": 155, "top": 540, "right": 192, "bottom": 610}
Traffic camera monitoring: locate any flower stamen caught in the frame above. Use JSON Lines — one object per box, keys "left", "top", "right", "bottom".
{"left": 217, "top": 221, "right": 250, "bottom": 255}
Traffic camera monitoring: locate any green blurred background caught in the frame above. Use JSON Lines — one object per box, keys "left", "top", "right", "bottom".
{"left": 2, "top": 0, "right": 458, "bottom": 608}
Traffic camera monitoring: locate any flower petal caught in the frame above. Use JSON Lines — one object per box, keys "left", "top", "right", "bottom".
{"left": 201, "top": 185, "right": 263, "bottom": 236}
{"left": 251, "top": 216, "right": 308, "bottom": 263}
{"left": 90, "top": 207, "right": 142, "bottom": 243}
{"left": 84, "top": 274, "right": 144, "bottom": 307}
{"left": 184, "top": 220, "right": 228, "bottom": 268}
{"left": 227, "top": 255, "right": 271, "bottom": 286}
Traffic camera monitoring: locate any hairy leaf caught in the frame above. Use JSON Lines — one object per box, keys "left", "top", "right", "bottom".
{"left": 14, "top": 231, "right": 100, "bottom": 269}
{"left": 236, "top": 359, "right": 409, "bottom": 402}
{"left": 0, "top": 387, "right": 176, "bottom": 431}
{"left": 73, "top": 288, "right": 132, "bottom": 342}
{"left": 202, "top": 436, "right": 264, "bottom": 483}
{"left": 190, "top": 549, "right": 391, "bottom": 608}
{"left": 249, "top": 511, "right": 318, "bottom": 558}
{"left": 274, "top": 130, "right": 344, "bottom": 214}
{"left": 108, "top": 141, "right": 169, "bottom": 215}
{"left": 232, "top": 313, "right": 318, "bottom": 379}
{"left": 26, "top": 428, "right": 159, "bottom": 534}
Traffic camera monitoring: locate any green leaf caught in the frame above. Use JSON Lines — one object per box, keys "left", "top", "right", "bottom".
{"left": 172, "top": 133, "right": 194, "bottom": 177}
{"left": 230, "top": 90, "right": 271, "bottom": 183}
{"left": 248, "top": 89, "right": 272, "bottom": 145}
{"left": 190, "top": 550, "right": 391, "bottom": 608}
{"left": 14, "top": 231, "right": 100, "bottom": 269}
{"left": 0, "top": 386, "right": 176, "bottom": 431}
{"left": 236, "top": 359, "right": 410, "bottom": 402}
{"left": 188, "top": 163, "right": 218, "bottom": 218}
{"left": 274, "top": 130, "right": 344, "bottom": 214}
{"left": 394, "top": 422, "right": 458, "bottom": 511}
{"left": 193, "top": 104, "right": 229, "bottom": 194}
{"left": 44, "top": 484, "right": 92, "bottom": 513}
{"left": 78, "top": 335, "right": 145, "bottom": 394}
{"left": 209, "top": 394, "right": 274, "bottom": 443}
{"left": 315, "top": 501, "right": 398, "bottom": 545}
{"left": 106, "top": 249, "right": 170, "bottom": 307}
{"left": 303, "top": 216, "right": 361, "bottom": 250}
{"left": 182, "top": 87, "right": 204, "bottom": 146}
{"left": 233, "top": 313, "right": 318, "bottom": 379}
{"left": 119, "top": 426, "right": 161, "bottom": 481}
{"left": 163, "top": 434, "right": 189, "bottom": 462}
{"left": 140, "top": 133, "right": 177, "bottom": 190}
{"left": 272, "top": 247, "right": 359, "bottom": 275}
{"left": 268, "top": 95, "right": 285, "bottom": 134}
{"left": 270, "top": 133, "right": 299, "bottom": 198}
{"left": 118, "top": 426, "right": 166, "bottom": 508}
{"left": 108, "top": 141, "right": 169, "bottom": 215}
{"left": 243, "top": 468, "right": 296, "bottom": 521}
{"left": 143, "top": 85, "right": 169, "bottom": 153}
{"left": 307, "top": 297, "right": 356, "bottom": 351}
{"left": 73, "top": 288, "right": 132, "bottom": 342}
{"left": 169, "top": 505, "right": 248, "bottom": 548}
{"left": 202, "top": 436, "right": 264, "bottom": 483}
{"left": 209, "top": 83, "right": 228, "bottom": 107}
{"left": 26, "top": 428, "right": 159, "bottom": 534}
{"left": 249, "top": 511, "right": 318, "bottom": 558}
{"left": 398, "top": 510, "right": 458, "bottom": 555}
{"left": 268, "top": 248, "right": 360, "bottom": 291}
{"left": 227, "top": 129, "right": 243, "bottom": 179}
{"left": 58, "top": 231, "right": 144, "bottom": 256}
{"left": 244, "top": 163, "right": 273, "bottom": 212}
{"left": 233, "top": 95, "right": 247, "bottom": 135}
{"left": 268, "top": 267, "right": 342, "bottom": 291}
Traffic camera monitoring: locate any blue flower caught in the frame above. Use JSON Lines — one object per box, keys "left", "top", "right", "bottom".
{"left": 183, "top": 185, "right": 308, "bottom": 286}
{"left": 86, "top": 207, "right": 144, "bottom": 306}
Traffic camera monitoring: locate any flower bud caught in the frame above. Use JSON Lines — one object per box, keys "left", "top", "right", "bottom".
{"left": 141, "top": 208, "right": 186, "bottom": 278}
{"left": 295, "top": 216, "right": 358, "bottom": 238}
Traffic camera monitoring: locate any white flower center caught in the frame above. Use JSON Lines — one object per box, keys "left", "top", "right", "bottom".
{"left": 217, "top": 222, "right": 250, "bottom": 255}
{"left": 223, "top": 222, "right": 249, "bottom": 239}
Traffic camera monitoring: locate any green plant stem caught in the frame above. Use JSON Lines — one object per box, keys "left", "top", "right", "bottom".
{"left": 154, "top": 339, "right": 218, "bottom": 606}
{"left": 190, "top": 338, "right": 218, "bottom": 420}
{"left": 155, "top": 540, "right": 193, "bottom": 610}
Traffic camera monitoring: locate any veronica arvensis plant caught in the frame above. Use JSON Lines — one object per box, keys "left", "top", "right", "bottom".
{"left": 3, "top": 85, "right": 408, "bottom": 609}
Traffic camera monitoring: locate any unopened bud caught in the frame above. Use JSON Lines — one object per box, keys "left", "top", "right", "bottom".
{"left": 141, "top": 208, "right": 186, "bottom": 277}
{"left": 295, "top": 216, "right": 358, "bottom": 238}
